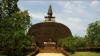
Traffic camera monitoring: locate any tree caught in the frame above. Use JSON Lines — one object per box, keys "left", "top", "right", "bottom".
{"left": 0, "top": 0, "right": 2, "bottom": 18}
{"left": 58, "top": 36, "right": 77, "bottom": 54}
{"left": 0, "top": 0, "right": 32, "bottom": 56}
{"left": 1, "top": 0, "right": 19, "bottom": 18}
{"left": 0, "top": 11, "right": 31, "bottom": 56}
{"left": 86, "top": 20, "right": 100, "bottom": 47}
{"left": 73, "top": 36, "right": 87, "bottom": 48}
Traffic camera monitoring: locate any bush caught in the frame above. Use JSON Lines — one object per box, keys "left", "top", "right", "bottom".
{"left": 58, "top": 36, "right": 77, "bottom": 54}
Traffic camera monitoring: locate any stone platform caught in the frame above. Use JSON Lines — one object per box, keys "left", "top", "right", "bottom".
{"left": 39, "top": 47, "right": 62, "bottom": 53}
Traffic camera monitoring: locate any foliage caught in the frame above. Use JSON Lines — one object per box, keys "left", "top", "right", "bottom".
{"left": 0, "top": 0, "right": 2, "bottom": 18}
{"left": 58, "top": 20, "right": 100, "bottom": 54}
{"left": 0, "top": 11, "right": 31, "bottom": 56}
{"left": 86, "top": 20, "right": 100, "bottom": 47}
{"left": 1, "top": 0, "right": 19, "bottom": 18}
{"left": 58, "top": 36, "right": 77, "bottom": 54}
{"left": 0, "top": 0, "right": 32, "bottom": 56}
{"left": 74, "top": 36, "right": 87, "bottom": 48}
{"left": 58, "top": 35, "right": 90, "bottom": 53}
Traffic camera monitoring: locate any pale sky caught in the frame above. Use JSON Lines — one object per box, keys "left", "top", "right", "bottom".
{"left": 18, "top": 0, "right": 100, "bottom": 37}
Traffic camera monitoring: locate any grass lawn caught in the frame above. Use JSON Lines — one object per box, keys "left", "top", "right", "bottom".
{"left": 70, "top": 52, "right": 100, "bottom": 56}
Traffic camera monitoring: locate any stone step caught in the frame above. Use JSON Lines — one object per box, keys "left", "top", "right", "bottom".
{"left": 39, "top": 47, "right": 62, "bottom": 53}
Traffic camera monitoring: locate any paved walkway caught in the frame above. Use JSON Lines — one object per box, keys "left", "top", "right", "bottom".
{"left": 36, "top": 53, "right": 65, "bottom": 56}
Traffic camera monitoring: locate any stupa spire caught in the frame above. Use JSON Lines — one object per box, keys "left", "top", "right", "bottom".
{"left": 45, "top": 5, "right": 55, "bottom": 22}
{"left": 48, "top": 5, "right": 52, "bottom": 17}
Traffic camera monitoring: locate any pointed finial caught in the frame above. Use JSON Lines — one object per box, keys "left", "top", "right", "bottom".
{"left": 48, "top": 5, "right": 52, "bottom": 17}
{"left": 44, "top": 5, "right": 55, "bottom": 22}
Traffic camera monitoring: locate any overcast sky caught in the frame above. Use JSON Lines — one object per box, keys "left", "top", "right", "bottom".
{"left": 18, "top": 0, "right": 100, "bottom": 37}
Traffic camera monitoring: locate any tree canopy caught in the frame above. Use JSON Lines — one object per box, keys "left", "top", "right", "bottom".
{"left": 0, "top": 0, "right": 32, "bottom": 56}
{"left": 1, "top": 0, "right": 19, "bottom": 18}
{"left": 86, "top": 20, "right": 100, "bottom": 47}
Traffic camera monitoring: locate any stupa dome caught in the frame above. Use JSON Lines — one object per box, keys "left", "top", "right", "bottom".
{"left": 28, "top": 22, "right": 72, "bottom": 43}
{"left": 28, "top": 5, "right": 72, "bottom": 44}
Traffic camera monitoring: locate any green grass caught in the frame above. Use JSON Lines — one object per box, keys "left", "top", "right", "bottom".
{"left": 70, "top": 52, "right": 100, "bottom": 56}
